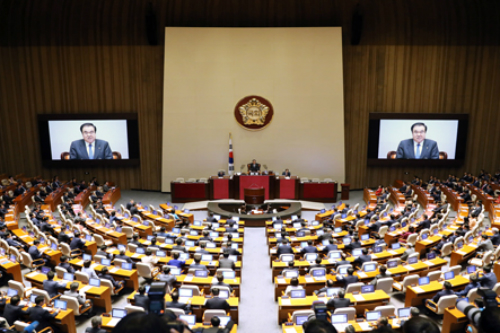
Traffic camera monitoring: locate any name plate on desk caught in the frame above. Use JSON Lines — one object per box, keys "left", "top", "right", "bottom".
{"left": 358, "top": 322, "right": 373, "bottom": 331}
{"left": 423, "top": 261, "right": 435, "bottom": 266}
{"left": 456, "top": 250, "right": 467, "bottom": 255}
{"left": 284, "top": 328, "right": 298, "bottom": 333}
{"left": 184, "top": 275, "right": 194, "bottom": 282}
{"left": 405, "top": 265, "right": 415, "bottom": 270}
{"left": 26, "top": 272, "right": 40, "bottom": 279}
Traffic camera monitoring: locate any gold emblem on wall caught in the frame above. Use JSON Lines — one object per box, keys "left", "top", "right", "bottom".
{"left": 234, "top": 95, "right": 274, "bottom": 131}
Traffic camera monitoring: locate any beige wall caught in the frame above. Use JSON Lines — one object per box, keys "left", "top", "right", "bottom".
{"left": 162, "top": 27, "right": 345, "bottom": 192}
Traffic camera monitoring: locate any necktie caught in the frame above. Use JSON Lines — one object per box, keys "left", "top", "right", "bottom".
{"left": 89, "top": 144, "right": 94, "bottom": 159}
{"left": 416, "top": 143, "right": 421, "bottom": 159}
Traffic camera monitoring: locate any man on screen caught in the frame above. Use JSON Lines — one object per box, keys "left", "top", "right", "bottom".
{"left": 396, "top": 122, "right": 439, "bottom": 159}
{"left": 69, "top": 123, "right": 113, "bottom": 160}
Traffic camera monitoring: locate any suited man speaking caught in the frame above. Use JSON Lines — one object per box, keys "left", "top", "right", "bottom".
{"left": 396, "top": 122, "right": 439, "bottom": 159}
{"left": 69, "top": 123, "right": 113, "bottom": 159}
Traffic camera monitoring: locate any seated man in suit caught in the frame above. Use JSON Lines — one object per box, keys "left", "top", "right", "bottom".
{"left": 28, "top": 240, "right": 49, "bottom": 265}
{"left": 353, "top": 248, "right": 372, "bottom": 268}
{"left": 3, "top": 295, "right": 28, "bottom": 326}
{"left": 33, "top": 191, "right": 44, "bottom": 203}
{"left": 396, "top": 122, "right": 439, "bottom": 159}
{"left": 189, "top": 254, "right": 208, "bottom": 271}
{"left": 43, "top": 271, "right": 67, "bottom": 298}
{"left": 336, "top": 268, "right": 359, "bottom": 288}
{"left": 64, "top": 282, "right": 93, "bottom": 313}
{"left": 6, "top": 233, "right": 28, "bottom": 252}
{"left": 314, "top": 279, "right": 335, "bottom": 296}
{"left": 70, "top": 232, "right": 87, "bottom": 251}
{"left": 248, "top": 159, "right": 260, "bottom": 174}
{"left": 479, "top": 264, "right": 497, "bottom": 289}
{"left": 165, "top": 291, "right": 190, "bottom": 314}
{"left": 26, "top": 296, "right": 61, "bottom": 332}
{"left": 300, "top": 240, "right": 318, "bottom": 255}
{"left": 277, "top": 238, "right": 294, "bottom": 256}
{"left": 212, "top": 272, "right": 233, "bottom": 293}
{"left": 491, "top": 228, "right": 500, "bottom": 246}
{"left": 69, "top": 123, "right": 113, "bottom": 160}
{"left": 167, "top": 252, "right": 185, "bottom": 269}
{"left": 417, "top": 214, "right": 431, "bottom": 230}
{"left": 477, "top": 234, "right": 494, "bottom": 252}
{"left": 369, "top": 265, "right": 391, "bottom": 286}
{"left": 326, "top": 289, "right": 351, "bottom": 309}
{"left": 205, "top": 288, "right": 230, "bottom": 310}
{"left": 218, "top": 251, "right": 236, "bottom": 270}
{"left": 282, "top": 169, "right": 291, "bottom": 177}
{"left": 98, "top": 266, "right": 124, "bottom": 290}
{"left": 86, "top": 316, "right": 107, "bottom": 333}
{"left": 58, "top": 255, "right": 76, "bottom": 273}
{"left": 455, "top": 273, "right": 481, "bottom": 297}
{"left": 134, "top": 286, "right": 150, "bottom": 312}
{"left": 157, "top": 266, "right": 177, "bottom": 289}
{"left": 428, "top": 281, "right": 454, "bottom": 305}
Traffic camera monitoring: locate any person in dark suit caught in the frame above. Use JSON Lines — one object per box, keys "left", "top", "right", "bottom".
{"left": 429, "top": 281, "right": 455, "bottom": 304}
{"left": 58, "top": 255, "right": 75, "bottom": 274}
{"left": 479, "top": 264, "right": 497, "bottom": 289}
{"left": 205, "top": 288, "right": 230, "bottom": 310}
{"left": 43, "top": 271, "right": 67, "bottom": 298}
{"left": 417, "top": 215, "right": 431, "bottom": 230}
{"left": 396, "top": 122, "right": 439, "bottom": 159}
{"left": 326, "top": 289, "right": 351, "bottom": 309}
{"left": 211, "top": 272, "right": 233, "bottom": 293}
{"left": 70, "top": 232, "right": 86, "bottom": 251}
{"left": 282, "top": 169, "right": 291, "bottom": 177}
{"left": 98, "top": 266, "right": 124, "bottom": 289}
{"left": 3, "top": 296, "right": 28, "bottom": 326}
{"left": 223, "top": 242, "right": 241, "bottom": 256}
{"left": 28, "top": 240, "right": 48, "bottom": 265}
{"left": 354, "top": 248, "right": 373, "bottom": 267}
{"left": 85, "top": 316, "right": 107, "bottom": 333}
{"left": 115, "top": 249, "right": 134, "bottom": 265}
{"left": 248, "top": 159, "right": 260, "bottom": 173}
{"left": 69, "top": 123, "right": 113, "bottom": 160}
{"left": 314, "top": 279, "right": 335, "bottom": 296}
{"left": 491, "top": 228, "right": 500, "bottom": 246}
{"left": 277, "top": 239, "right": 294, "bottom": 256}
{"left": 134, "top": 286, "right": 150, "bottom": 312}
{"left": 369, "top": 265, "right": 391, "bottom": 286}
{"left": 204, "top": 317, "right": 235, "bottom": 333}
{"left": 26, "top": 296, "right": 60, "bottom": 332}
{"left": 33, "top": 191, "right": 44, "bottom": 203}
{"left": 323, "top": 239, "right": 338, "bottom": 254}
{"left": 189, "top": 255, "right": 208, "bottom": 271}
{"left": 165, "top": 291, "right": 190, "bottom": 314}
{"left": 218, "top": 251, "right": 236, "bottom": 270}
{"left": 455, "top": 273, "right": 481, "bottom": 297}
{"left": 336, "top": 268, "right": 359, "bottom": 288}
{"left": 158, "top": 266, "right": 177, "bottom": 289}
{"left": 300, "top": 240, "right": 318, "bottom": 255}
{"left": 6, "top": 233, "right": 28, "bottom": 252}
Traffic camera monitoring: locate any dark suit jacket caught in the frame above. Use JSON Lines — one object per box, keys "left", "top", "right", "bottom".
{"left": 277, "top": 245, "right": 293, "bottom": 256}
{"left": 326, "top": 297, "right": 351, "bottom": 309}
{"left": 134, "top": 294, "right": 150, "bottom": 311}
{"left": 3, "top": 303, "right": 28, "bottom": 325}
{"left": 28, "top": 245, "right": 42, "bottom": 260}
{"left": 418, "top": 219, "right": 431, "bottom": 229}
{"left": 248, "top": 163, "right": 260, "bottom": 172}
{"left": 301, "top": 246, "right": 318, "bottom": 255}
{"left": 43, "top": 279, "right": 66, "bottom": 298}
{"left": 396, "top": 139, "right": 439, "bottom": 159}
{"left": 282, "top": 171, "right": 291, "bottom": 177}
{"left": 337, "top": 275, "right": 359, "bottom": 288}
{"left": 432, "top": 289, "right": 455, "bottom": 303}
{"left": 59, "top": 262, "right": 75, "bottom": 273}
{"left": 26, "top": 305, "right": 57, "bottom": 331}
{"left": 205, "top": 297, "right": 230, "bottom": 310}
{"left": 69, "top": 139, "right": 113, "bottom": 160}
{"left": 70, "top": 237, "right": 86, "bottom": 250}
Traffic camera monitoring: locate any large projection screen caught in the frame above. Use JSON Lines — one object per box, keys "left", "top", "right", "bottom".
{"left": 162, "top": 27, "right": 345, "bottom": 192}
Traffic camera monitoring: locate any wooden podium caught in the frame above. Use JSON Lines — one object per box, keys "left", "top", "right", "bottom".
{"left": 244, "top": 187, "right": 265, "bottom": 204}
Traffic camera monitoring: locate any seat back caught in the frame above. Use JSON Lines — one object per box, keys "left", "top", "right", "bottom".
{"left": 13, "top": 321, "right": 30, "bottom": 332}
{"left": 448, "top": 265, "right": 461, "bottom": 276}
{"left": 125, "top": 305, "right": 145, "bottom": 314}
{"left": 336, "top": 264, "right": 352, "bottom": 273}
{"left": 60, "top": 295, "right": 81, "bottom": 315}
{"left": 345, "top": 282, "right": 364, "bottom": 294}
{"left": 75, "top": 271, "right": 89, "bottom": 283}
{"left": 55, "top": 266, "right": 68, "bottom": 279}
{"left": 334, "top": 307, "right": 356, "bottom": 321}
{"left": 9, "top": 247, "right": 21, "bottom": 262}
{"left": 100, "top": 279, "right": 117, "bottom": 295}
{"left": 128, "top": 243, "right": 138, "bottom": 253}
{"left": 402, "top": 274, "right": 419, "bottom": 292}
{"left": 374, "top": 305, "right": 396, "bottom": 317}
{"left": 94, "top": 255, "right": 106, "bottom": 263}
{"left": 386, "top": 258, "right": 401, "bottom": 267}
{"left": 203, "top": 309, "right": 226, "bottom": 322}
{"left": 492, "top": 283, "right": 500, "bottom": 295}
{"left": 180, "top": 284, "right": 200, "bottom": 296}
{"left": 60, "top": 243, "right": 72, "bottom": 256}
{"left": 375, "top": 278, "right": 394, "bottom": 293}
{"left": 436, "top": 295, "right": 458, "bottom": 314}
{"left": 21, "top": 252, "right": 33, "bottom": 267}
{"left": 167, "top": 307, "right": 185, "bottom": 317}
{"left": 360, "top": 261, "right": 378, "bottom": 272}
{"left": 136, "top": 263, "right": 153, "bottom": 279}
{"left": 441, "top": 243, "right": 453, "bottom": 256}
{"left": 378, "top": 226, "right": 388, "bottom": 238}
{"left": 407, "top": 252, "right": 419, "bottom": 262}
{"left": 406, "top": 234, "right": 418, "bottom": 246}
{"left": 0, "top": 239, "right": 9, "bottom": 251}
{"left": 291, "top": 310, "right": 315, "bottom": 324}
{"left": 427, "top": 271, "right": 441, "bottom": 282}
{"left": 32, "top": 288, "right": 51, "bottom": 305}
{"left": 466, "top": 288, "right": 479, "bottom": 302}
{"left": 93, "top": 234, "right": 105, "bottom": 247}
{"left": 8, "top": 281, "right": 26, "bottom": 298}
{"left": 122, "top": 227, "right": 134, "bottom": 238}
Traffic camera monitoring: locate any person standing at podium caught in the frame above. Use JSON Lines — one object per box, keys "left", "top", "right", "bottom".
{"left": 248, "top": 159, "right": 260, "bottom": 174}
{"left": 282, "top": 169, "right": 291, "bottom": 177}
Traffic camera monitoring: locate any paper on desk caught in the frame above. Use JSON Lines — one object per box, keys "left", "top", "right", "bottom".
{"left": 277, "top": 278, "right": 287, "bottom": 284}
{"left": 281, "top": 298, "right": 291, "bottom": 306}
{"left": 353, "top": 294, "right": 365, "bottom": 301}
{"left": 184, "top": 275, "right": 194, "bottom": 282}
{"left": 109, "top": 267, "right": 119, "bottom": 273}
{"left": 405, "top": 265, "right": 415, "bottom": 270}
{"left": 423, "top": 261, "right": 435, "bottom": 266}
{"left": 456, "top": 250, "right": 467, "bottom": 255}
{"left": 314, "top": 276, "right": 326, "bottom": 281}
{"left": 412, "top": 286, "right": 425, "bottom": 293}
{"left": 80, "top": 285, "right": 92, "bottom": 293}
{"left": 132, "top": 253, "right": 141, "bottom": 258}
{"left": 388, "top": 250, "right": 398, "bottom": 255}
{"left": 284, "top": 328, "right": 297, "bottom": 333}
{"left": 91, "top": 263, "right": 99, "bottom": 269}
{"left": 357, "top": 272, "right": 367, "bottom": 278}
{"left": 76, "top": 260, "right": 84, "bottom": 266}
{"left": 305, "top": 277, "right": 315, "bottom": 283}
{"left": 26, "top": 272, "right": 39, "bottom": 279}
{"left": 358, "top": 322, "right": 373, "bottom": 331}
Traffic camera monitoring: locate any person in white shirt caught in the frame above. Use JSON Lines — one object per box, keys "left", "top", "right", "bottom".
{"left": 81, "top": 260, "right": 99, "bottom": 280}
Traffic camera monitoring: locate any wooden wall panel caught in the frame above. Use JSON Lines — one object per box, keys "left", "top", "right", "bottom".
{"left": 0, "top": 0, "right": 499, "bottom": 190}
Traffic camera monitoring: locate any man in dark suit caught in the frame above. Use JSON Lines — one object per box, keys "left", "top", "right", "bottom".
{"left": 248, "top": 159, "right": 260, "bottom": 173}
{"left": 277, "top": 239, "right": 294, "bottom": 256}
{"left": 33, "top": 191, "right": 44, "bottom": 203}
{"left": 282, "top": 169, "right": 291, "bottom": 177}
{"left": 314, "top": 279, "right": 335, "bottom": 296}
{"left": 218, "top": 251, "right": 236, "bottom": 270}
{"left": 43, "top": 271, "right": 67, "bottom": 298}
{"left": 429, "top": 281, "right": 455, "bottom": 304}
{"left": 115, "top": 249, "right": 134, "bottom": 265}
{"left": 479, "top": 264, "right": 497, "bottom": 289}
{"left": 354, "top": 248, "right": 373, "bottom": 267}
{"left": 134, "top": 286, "right": 150, "bottom": 311}
{"left": 26, "top": 296, "right": 60, "bottom": 332}
{"left": 98, "top": 266, "right": 124, "bottom": 289}
{"left": 490, "top": 228, "right": 500, "bottom": 246}
{"left": 417, "top": 215, "right": 431, "bottom": 230}
{"left": 165, "top": 291, "right": 190, "bottom": 314}
{"left": 70, "top": 232, "right": 86, "bottom": 251}
{"left": 300, "top": 240, "right": 318, "bottom": 255}
{"left": 28, "top": 240, "right": 48, "bottom": 265}
{"left": 326, "top": 289, "right": 351, "bottom": 309}
{"left": 396, "top": 122, "right": 439, "bottom": 159}
{"left": 336, "top": 268, "right": 359, "bottom": 288}
{"left": 69, "top": 123, "right": 113, "bottom": 160}
{"left": 369, "top": 265, "right": 391, "bottom": 286}
{"left": 85, "top": 316, "right": 107, "bottom": 333}
{"left": 211, "top": 272, "right": 233, "bottom": 293}
{"left": 58, "top": 255, "right": 75, "bottom": 273}
{"left": 13, "top": 184, "right": 26, "bottom": 197}
{"left": 3, "top": 296, "right": 28, "bottom": 326}
{"left": 205, "top": 288, "right": 230, "bottom": 310}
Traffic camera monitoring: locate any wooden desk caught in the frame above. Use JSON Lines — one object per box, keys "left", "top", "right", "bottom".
{"left": 442, "top": 307, "right": 468, "bottom": 333}
{"left": 25, "top": 271, "right": 113, "bottom": 312}
{"left": 363, "top": 188, "right": 377, "bottom": 206}
{"left": 299, "top": 182, "right": 337, "bottom": 202}
{"left": 85, "top": 221, "right": 127, "bottom": 245}
{"left": 102, "top": 187, "right": 121, "bottom": 205}
{"left": 411, "top": 185, "right": 434, "bottom": 209}
{"left": 387, "top": 187, "right": 405, "bottom": 206}
{"left": 278, "top": 290, "right": 389, "bottom": 323}
{"left": 44, "top": 184, "right": 69, "bottom": 212}
{"left": 140, "top": 210, "right": 175, "bottom": 231}
{"left": 12, "top": 229, "right": 62, "bottom": 265}
{"left": 176, "top": 274, "right": 241, "bottom": 297}
{"left": 170, "top": 182, "right": 210, "bottom": 203}
{"left": 69, "top": 258, "right": 139, "bottom": 290}
{"left": 450, "top": 244, "right": 478, "bottom": 267}
{"left": 468, "top": 184, "right": 494, "bottom": 213}
{"left": 415, "top": 235, "right": 442, "bottom": 256}
{"left": 74, "top": 186, "right": 96, "bottom": 208}
{"left": 0, "top": 255, "right": 23, "bottom": 281}
{"left": 405, "top": 276, "right": 470, "bottom": 306}
{"left": 441, "top": 185, "right": 464, "bottom": 211}
{"left": 281, "top": 320, "right": 401, "bottom": 333}
{"left": 13, "top": 185, "right": 41, "bottom": 215}
{"left": 127, "top": 291, "right": 239, "bottom": 323}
